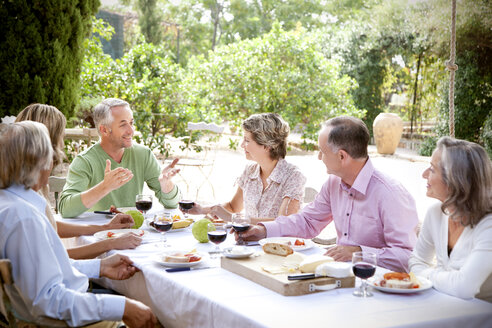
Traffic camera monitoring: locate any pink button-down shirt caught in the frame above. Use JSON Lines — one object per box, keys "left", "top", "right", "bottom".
{"left": 263, "top": 159, "right": 419, "bottom": 272}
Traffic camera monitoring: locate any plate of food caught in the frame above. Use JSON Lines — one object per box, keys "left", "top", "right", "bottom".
{"left": 368, "top": 272, "right": 433, "bottom": 294}
{"left": 223, "top": 246, "right": 255, "bottom": 259}
{"left": 148, "top": 212, "right": 194, "bottom": 232}
{"left": 153, "top": 250, "right": 206, "bottom": 268}
{"left": 94, "top": 229, "right": 148, "bottom": 241}
{"left": 258, "top": 237, "right": 315, "bottom": 252}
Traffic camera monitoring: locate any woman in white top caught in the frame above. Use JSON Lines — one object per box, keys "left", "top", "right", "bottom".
{"left": 186, "top": 113, "right": 306, "bottom": 222}
{"left": 408, "top": 137, "right": 492, "bottom": 302}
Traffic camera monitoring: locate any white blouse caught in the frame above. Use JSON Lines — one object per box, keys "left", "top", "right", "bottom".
{"left": 409, "top": 202, "right": 492, "bottom": 302}
{"left": 237, "top": 158, "right": 306, "bottom": 219}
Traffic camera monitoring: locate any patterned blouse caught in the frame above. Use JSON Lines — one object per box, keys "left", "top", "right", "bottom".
{"left": 237, "top": 158, "right": 306, "bottom": 219}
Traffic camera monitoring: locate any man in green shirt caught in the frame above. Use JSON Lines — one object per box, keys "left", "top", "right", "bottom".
{"left": 59, "top": 98, "right": 180, "bottom": 218}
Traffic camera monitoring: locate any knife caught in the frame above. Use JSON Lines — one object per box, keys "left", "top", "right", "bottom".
{"left": 166, "top": 266, "right": 212, "bottom": 273}
{"left": 288, "top": 273, "right": 322, "bottom": 280}
{"left": 94, "top": 211, "right": 113, "bottom": 215}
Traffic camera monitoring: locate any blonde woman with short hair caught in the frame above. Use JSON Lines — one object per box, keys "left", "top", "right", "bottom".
{"left": 186, "top": 113, "right": 306, "bottom": 222}
{"left": 409, "top": 137, "right": 492, "bottom": 302}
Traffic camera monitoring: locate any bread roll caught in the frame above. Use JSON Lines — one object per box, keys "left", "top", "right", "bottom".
{"left": 262, "top": 243, "right": 294, "bottom": 256}
{"left": 299, "top": 255, "right": 334, "bottom": 273}
{"left": 315, "top": 261, "right": 352, "bottom": 278}
{"left": 163, "top": 255, "right": 190, "bottom": 263}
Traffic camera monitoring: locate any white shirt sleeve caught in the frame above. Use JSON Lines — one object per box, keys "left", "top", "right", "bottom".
{"left": 410, "top": 205, "right": 492, "bottom": 299}
{"left": 6, "top": 215, "right": 125, "bottom": 326}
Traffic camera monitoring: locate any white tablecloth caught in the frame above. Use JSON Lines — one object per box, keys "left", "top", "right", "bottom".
{"left": 60, "top": 213, "right": 492, "bottom": 328}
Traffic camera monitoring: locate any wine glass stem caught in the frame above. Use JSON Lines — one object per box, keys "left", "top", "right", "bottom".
{"left": 161, "top": 232, "right": 168, "bottom": 247}
{"left": 361, "top": 279, "right": 367, "bottom": 296}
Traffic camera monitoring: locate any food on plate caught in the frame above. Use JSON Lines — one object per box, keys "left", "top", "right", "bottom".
{"left": 230, "top": 246, "right": 247, "bottom": 255}
{"left": 378, "top": 271, "right": 420, "bottom": 289}
{"left": 109, "top": 205, "right": 122, "bottom": 214}
{"left": 154, "top": 213, "right": 193, "bottom": 229}
{"left": 106, "top": 230, "right": 145, "bottom": 239}
{"left": 172, "top": 218, "right": 193, "bottom": 229}
{"left": 262, "top": 242, "right": 294, "bottom": 257}
{"left": 192, "top": 218, "right": 214, "bottom": 243}
{"left": 163, "top": 252, "right": 201, "bottom": 263}
{"left": 315, "top": 262, "right": 352, "bottom": 278}
{"left": 294, "top": 239, "right": 305, "bottom": 246}
{"left": 299, "top": 255, "right": 334, "bottom": 273}
{"left": 209, "top": 216, "right": 225, "bottom": 225}
{"left": 125, "top": 210, "right": 145, "bottom": 228}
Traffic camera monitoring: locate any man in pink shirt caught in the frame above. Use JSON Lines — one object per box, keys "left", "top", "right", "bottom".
{"left": 242, "top": 116, "right": 419, "bottom": 272}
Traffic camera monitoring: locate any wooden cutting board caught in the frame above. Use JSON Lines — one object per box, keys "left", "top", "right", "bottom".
{"left": 221, "top": 253, "right": 355, "bottom": 296}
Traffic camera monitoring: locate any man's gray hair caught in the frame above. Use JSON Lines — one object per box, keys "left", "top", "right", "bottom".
{"left": 93, "top": 98, "right": 131, "bottom": 135}
{"left": 0, "top": 121, "right": 53, "bottom": 189}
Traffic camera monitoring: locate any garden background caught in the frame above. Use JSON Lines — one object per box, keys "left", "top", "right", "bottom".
{"left": 0, "top": 0, "right": 490, "bottom": 158}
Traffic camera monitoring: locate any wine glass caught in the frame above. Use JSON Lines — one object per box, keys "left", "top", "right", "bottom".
{"left": 232, "top": 213, "right": 250, "bottom": 245}
{"left": 178, "top": 199, "right": 194, "bottom": 219}
{"left": 136, "top": 194, "right": 153, "bottom": 218}
{"left": 153, "top": 216, "right": 173, "bottom": 248}
{"left": 352, "top": 251, "right": 377, "bottom": 297}
{"left": 207, "top": 223, "right": 227, "bottom": 258}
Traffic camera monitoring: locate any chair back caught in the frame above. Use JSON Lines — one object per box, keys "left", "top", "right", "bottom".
{"left": 173, "top": 122, "right": 225, "bottom": 201}
{"left": 0, "top": 259, "right": 68, "bottom": 327}
{"left": 304, "top": 186, "right": 318, "bottom": 204}
{"left": 48, "top": 177, "right": 66, "bottom": 214}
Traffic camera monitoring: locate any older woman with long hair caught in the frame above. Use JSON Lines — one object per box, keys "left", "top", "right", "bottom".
{"left": 186, "top": 113, "right": 306, "bottom": 222}
{"left": 16, "top": 104, "right": 142, "bottom": 259}
{"left": 0, "top": 121, "right": 157, "bottom": 327}
{"left": 409, "top": 137, "right": 492, "bottom": 302}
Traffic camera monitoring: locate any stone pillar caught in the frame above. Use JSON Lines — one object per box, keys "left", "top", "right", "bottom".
{"left": 373, "top": 113, "right": 403, "bottom": 155}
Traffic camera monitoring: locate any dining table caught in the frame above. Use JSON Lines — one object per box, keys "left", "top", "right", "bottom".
{"left": 58, "top": 210, "right": 492, "bottom": 328}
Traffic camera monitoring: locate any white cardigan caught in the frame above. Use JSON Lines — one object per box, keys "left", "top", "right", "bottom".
{"left": 409, "top": 202, "right": 492, "bottom": 302}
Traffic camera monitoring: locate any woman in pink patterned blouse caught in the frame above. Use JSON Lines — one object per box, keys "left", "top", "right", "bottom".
{"left": 186, "top": 113, "right": 306, "bottom": 222}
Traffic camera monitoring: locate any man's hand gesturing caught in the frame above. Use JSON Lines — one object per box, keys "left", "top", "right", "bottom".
{"left": 103, "top": 159, "right": 133, "bottom": 192}
{"left": 159, "top": 158, "right": 180, "bottom": 193}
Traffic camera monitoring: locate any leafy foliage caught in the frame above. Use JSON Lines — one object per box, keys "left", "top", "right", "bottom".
{"left": 0, "top": 0, "right": 99, "bottom": 117}
{"left": 182, "top": 23, "right": 362, "bottom": 146}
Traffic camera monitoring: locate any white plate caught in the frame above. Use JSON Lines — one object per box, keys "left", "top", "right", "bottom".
{"left": 258, "top": 237, "right": 315, "bottom": 251}
{"left": 153, "top": 251, "right": 206, "bottom": 268}
{"left": 94, "top": 229, "right": 148, "bottom": 241}
{"left": 223, "top": 247, "right": 254, "bottom": 259}
{"left": 368, "top": 275, "right": 433, "bottom": 294}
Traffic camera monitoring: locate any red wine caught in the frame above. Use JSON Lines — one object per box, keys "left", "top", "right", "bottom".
{"left": 136, "top": 200, "right": 152, "bottom": 212}
{"left": 154, "top": 221, "right": 173, "bottom": 232}
{"left": 232, "top": 223, "right": 250, "bottom": 233}
{"left": 352, "top": 263, "right": 376, "bottom": 279}
{"left": 178, "top": 200, "right": 194, "bottom": 211}
{"left": 208, "top": 231, "right": 227, "bottom": 244}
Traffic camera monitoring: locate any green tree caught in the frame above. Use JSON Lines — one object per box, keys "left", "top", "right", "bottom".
{"left": 183, "top": 23, "right": 363, "bottom": 146}
{"left": 0, "top": 0, "right": 100, "bottom": 117}
{"left": 137, "top": 0, "right": 164, "bottom": 44}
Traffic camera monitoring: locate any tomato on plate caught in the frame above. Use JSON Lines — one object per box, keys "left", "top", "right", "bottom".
{"left": 294, "top": 239, "right": 305, "bottom": 246}
{"left": 185, "top": 254, "right": 201, "bottom": 262}
{"left": 107, "top": 232, "right": 115, "bottom": 238}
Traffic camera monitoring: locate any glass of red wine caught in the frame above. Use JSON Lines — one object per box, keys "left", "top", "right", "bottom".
{"left": 352, "top": 251, "right": 377, "bottom": 297}
{"left": 136, "top": 194, "right": 153, "bottom": 218}
{"left": 232, "top": 213, "right": 250, "bottom": 245}
{"left": 178, "top": 200, "right": 194, "bottom": 219}
{"left": 153, "top": 216, "right": 173, "bottom": 248}
{"left": 207, "top": 223, "right": 227, "bottom": 258}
